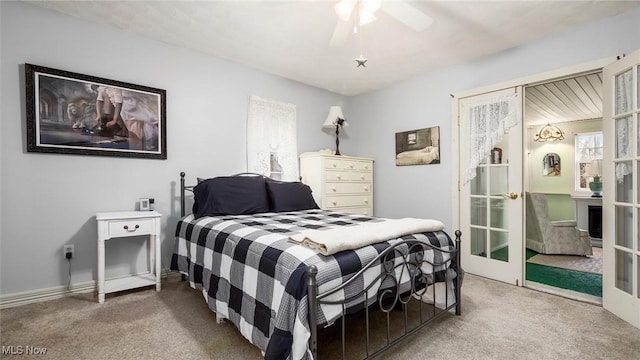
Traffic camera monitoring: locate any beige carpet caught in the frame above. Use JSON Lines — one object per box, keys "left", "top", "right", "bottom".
{"left": 2, "top": 273, "right": 639, "bottom": 360}
{"left": 527, "top": 247, "right": 602, "bottom": 274}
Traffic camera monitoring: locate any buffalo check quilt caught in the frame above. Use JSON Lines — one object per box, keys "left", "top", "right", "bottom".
{"left": 170, "top": 209, "right": 458, "bottom": 360}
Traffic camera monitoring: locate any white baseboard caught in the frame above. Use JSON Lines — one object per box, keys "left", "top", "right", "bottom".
{"left": 0, "top": 269, "right": 177, "bottom": 309}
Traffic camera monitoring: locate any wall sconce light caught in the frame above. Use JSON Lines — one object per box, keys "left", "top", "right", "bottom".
{"left": 323, "top": 106, "right": 349, "bottom": 155}
{"left": 534, "top": 123, "right": 565, "bottom": 142}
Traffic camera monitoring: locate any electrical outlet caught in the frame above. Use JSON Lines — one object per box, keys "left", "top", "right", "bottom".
{"left": 63, "top": 245, "right": 74, "bottom": 259}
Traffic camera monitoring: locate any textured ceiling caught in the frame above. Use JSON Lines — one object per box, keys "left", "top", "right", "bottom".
{"left": 26, "top": 0, "right": 640, "bottom": 96}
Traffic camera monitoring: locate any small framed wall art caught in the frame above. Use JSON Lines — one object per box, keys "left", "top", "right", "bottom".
{"left": 395, "top": 126, "right": 440, "bottom": 166}
{"left": 25, "top": 63, "right": 167, "bottom": 159}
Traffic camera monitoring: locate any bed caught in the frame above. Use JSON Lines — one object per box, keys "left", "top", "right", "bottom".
{"left": 171, "top": 172, "right": 462, "bottom": 360}
{"left": 395, "top": 146, "right": 439, "bottom": 166}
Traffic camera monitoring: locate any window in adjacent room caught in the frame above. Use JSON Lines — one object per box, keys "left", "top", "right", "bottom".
{"left": 575, "top": 131, "right": 603, "bottom": 193}
{"left": 247, "top": 96, "right": 298, "bottom": 181}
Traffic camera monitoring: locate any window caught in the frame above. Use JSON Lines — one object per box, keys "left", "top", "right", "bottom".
{"left": 247, "top": 96, "right": 298, "bottom": 181}
{"left": 575, "top": 131, "right": 603, "bottom": 192}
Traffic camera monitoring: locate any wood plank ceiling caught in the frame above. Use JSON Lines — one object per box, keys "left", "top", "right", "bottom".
{"left": 525, "top": 72, "right": 603, "bottom": 127}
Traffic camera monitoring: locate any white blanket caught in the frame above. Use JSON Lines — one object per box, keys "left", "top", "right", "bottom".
{"left": 289, "top": 218, "right": 445, "bottom": 256}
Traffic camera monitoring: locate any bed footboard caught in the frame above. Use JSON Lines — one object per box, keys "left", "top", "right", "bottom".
{"left": 307, "top": 230, "right": 462, "bottom": 360}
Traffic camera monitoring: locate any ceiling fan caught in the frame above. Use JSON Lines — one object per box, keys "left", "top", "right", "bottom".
{"left": 330, "top": 0, "right": 434, "bottom": 47}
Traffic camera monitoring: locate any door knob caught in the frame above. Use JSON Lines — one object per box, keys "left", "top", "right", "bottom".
{"left": 504, "top": 192, "right": 518, "bottom": 199}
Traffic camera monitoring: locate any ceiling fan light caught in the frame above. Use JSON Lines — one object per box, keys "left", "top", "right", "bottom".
{"left": 359, "top": 9, "right": 376, "bottom": 26}
{"left": 335, "top": 0, "right": 355, "bottom": 21}
{"left": 362, "top": 0, "right": 382, "bottom": 13}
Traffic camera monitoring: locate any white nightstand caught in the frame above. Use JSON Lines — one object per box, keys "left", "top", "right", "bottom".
{"left": 96, "top": 211, "right": 162, "bottom": 304}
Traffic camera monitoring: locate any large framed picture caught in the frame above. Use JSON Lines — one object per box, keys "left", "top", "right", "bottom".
{"left": 25, "top": 63, "right": 166, "bottom": 159}
{"left": 395, "top": 126, "right": 440, "bottom": 166}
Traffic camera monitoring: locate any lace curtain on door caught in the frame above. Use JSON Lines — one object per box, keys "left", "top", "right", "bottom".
{"left": 461, "top": 90, "right": 520, "bottom": 185}
{"left": 247, "top": 96, "right": 298, "bottom": 181}
{"left": 615, "top": 69, "right": 633, "bottom": 183}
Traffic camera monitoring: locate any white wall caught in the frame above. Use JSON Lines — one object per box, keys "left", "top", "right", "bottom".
{"left": 346, "top": 7, "right": 640, "bottom": 230}
{"left": 0, "top": 1, "right": 345, "bottom": 295}
{"left": 2, "top": 1, "right": 639, "bottom": 297}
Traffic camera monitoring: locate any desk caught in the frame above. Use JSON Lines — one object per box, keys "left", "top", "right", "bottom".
{"left": 572, "top": 196, "right": 602, "bottom": 247}
{"left": 96, "top": 211, "right": 162, "bottom": 303}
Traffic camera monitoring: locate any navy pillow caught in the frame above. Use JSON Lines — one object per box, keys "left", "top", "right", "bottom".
{"left": 266, "top": 180, "right": 319, "bottom": 212}
{"left": 192, "top": 176, "right": 270, "bottom": 218}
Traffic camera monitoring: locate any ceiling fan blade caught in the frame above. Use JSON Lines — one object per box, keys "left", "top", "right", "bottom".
{"left": 381, "top": 1, "right": 433, "bottom": 32}
{"left": 330, "top": 19, "right": 352, "bottom": 47}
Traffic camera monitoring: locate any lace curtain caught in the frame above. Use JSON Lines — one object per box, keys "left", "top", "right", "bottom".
{"left": 615, "top": 70, "right": 633, "bottom": 183}
{"left": 247, "top": 96, "right": 298, "bottom": 181}
{"left": 461, "top": 90, "right": 520, "bottom": 185}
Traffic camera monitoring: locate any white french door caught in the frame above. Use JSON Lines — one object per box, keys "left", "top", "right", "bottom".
{"left": 458, "top": 87, "right": 524, "bottom": 285}
{"left": 602, "top": 49, "right": 640, "bottom": 328}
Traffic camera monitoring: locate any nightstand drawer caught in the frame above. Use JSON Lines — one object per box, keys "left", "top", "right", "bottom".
{"left": 324, "top": 195, "right": 372, "bottom": 209}
{"left": 107, "top": 218, "right": 154, "bottom": 237}
{"left": 325, "top": 182, "right": 372, "bottom": 195}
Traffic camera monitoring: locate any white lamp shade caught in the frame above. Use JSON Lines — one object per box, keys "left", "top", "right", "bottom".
{"left": 585, "top": 159, "right": 602, "bottom": 177}
{"left": 323, "top": 106, "right": 349, "bottom": 128}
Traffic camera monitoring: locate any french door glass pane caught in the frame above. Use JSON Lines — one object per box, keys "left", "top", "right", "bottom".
{"left": 616, "top": 117, "right": 633, "bottom": 158}
{"left": 470, "top": 167, "right": 486, "bottom": 195}
{"left": 615, "top": 161, "right": 633, "bottom": 203}
{"left": 490, "top": 166, "right": 508, "bottom": 195}
{"left": 490, "top": 199, "right": 507, "bottom": 229}
{"left": 471, "top": 198, "right": 487, "bottom": 226}
{"left": 471, "top": 227, "right": 487, "bottom": 258}
{"left": 615, "top": 69, "right": 632, "bottom": 115}
{"left": 615, "top": 249, "right": 633, "bottom": 295}
{"left": 615, "top": 206, "right": 633, "bottom": 249}
{"left": 490, "top": 230, "right": 508, "bottom": 262}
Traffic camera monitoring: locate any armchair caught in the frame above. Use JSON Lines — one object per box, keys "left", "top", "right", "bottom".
{"left": 526, "top": 192, "right": 592, "bottom": 256}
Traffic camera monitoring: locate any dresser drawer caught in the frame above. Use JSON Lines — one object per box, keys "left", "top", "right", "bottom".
{"left": 325, "top": 182, "right": 372, "bottom": 195}
{"left": 325, "top": 171, "right": 372, "bottom": 182}
{"left": 107, "top": 218, "right": 154, "bottom": 237}
{"left": 324, "top": 158, "right": 372, "bottom": 172}
{"left": 340, "top": 207, "right": 372, "bottom": 216}
{"left": 324, "top": 195, "right": 372, "bottom": 209}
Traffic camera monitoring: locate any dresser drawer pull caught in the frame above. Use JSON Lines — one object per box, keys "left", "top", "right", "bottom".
{"left": 337, "top": 174, "right": 342, "bottom": 179}
{"left": 364, "top": 187, "right": 369, "bottom": 192}
{"left": 332, "top": 187, "right": 337, "bottom": 192}
{"left": 360, "top": 175, "right": 365, "bottom": 180}
{"left": 332, "top": 163, "right": 338, "bottom": 168}
{"left": 123, "top": 224, "right": 140, "bottom": 232}
{"left": 364, "top": 165, "right": 369, "bottom": 170}
{"left": 349, "top": 163, "right": 354, "bottom": 168}
{"left": 332, "top": 200, "right": 338, "bottom": 206}
{"left": 364, "top": 199, "right": 369, "bottom": 204}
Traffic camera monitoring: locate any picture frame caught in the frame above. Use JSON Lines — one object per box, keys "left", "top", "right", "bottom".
{"left": 490, "top": 147, "right": 502, "bottom": 164}
{"left": 395, "top": 126, "right": 440, "bottom": 166}
{"left": 25, "top": 63, "right": 167, "bottom": 159}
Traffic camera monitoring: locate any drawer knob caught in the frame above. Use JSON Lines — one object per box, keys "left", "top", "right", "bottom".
{"left": 123, "top": 224, "right": 140, "bottom": 232}
{"left": 360, "top": 175, "right": 365, "bottom": 180}
{"left": 332, "top": 163, "right": 337, "bottom": 168}
{"left": 364, "top": 187, "right": 369, "bottom": 191}
{"left": 337, "top": 175, "right": 342, "bottom": 179}
{"left": 364, "top": 199, "right": 369, "bottom": 204}
{"left": 332, "top": 187, "right": 336, "bottom": 192}
{"left": 332, "top": 201, "right": 337, "bottom": 205}
{"left": 349, "top": 163, "right": 354, "bottom": 168}
{"left": 364, "top": 165, "right": 369, "bottom": 169}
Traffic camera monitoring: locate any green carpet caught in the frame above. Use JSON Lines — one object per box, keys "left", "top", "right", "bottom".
{"left": 490, "top": 248, "right": 602, "bottom": 297}
{"left": 525, "top": 249, "right": 602, "bottom": 297}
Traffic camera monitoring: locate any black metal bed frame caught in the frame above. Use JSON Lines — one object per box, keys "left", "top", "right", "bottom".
{"left": 179, "top": 172, "right": 462, "bottom": 360}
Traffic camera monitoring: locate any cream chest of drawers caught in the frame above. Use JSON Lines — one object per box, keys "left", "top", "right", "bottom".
{"left": 300, "top": 153, "right": 374, "bottom": 216}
